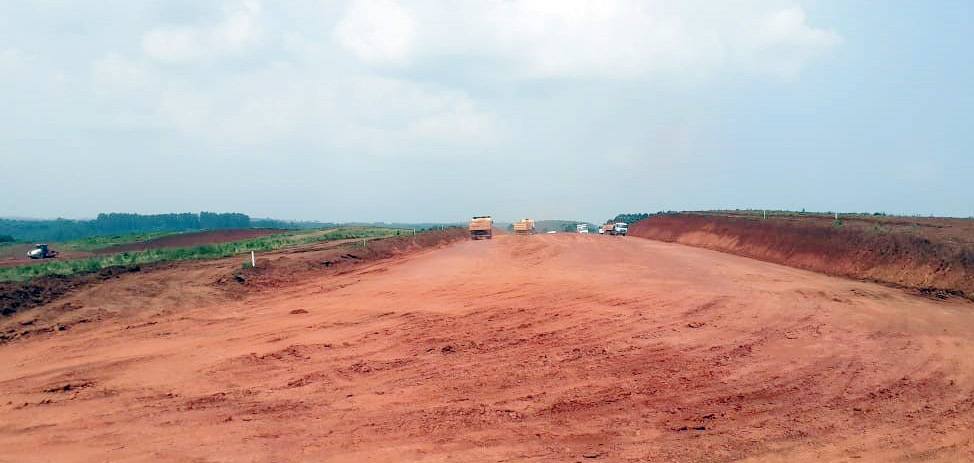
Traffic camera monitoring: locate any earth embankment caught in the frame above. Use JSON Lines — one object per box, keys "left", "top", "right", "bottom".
{"left": 629, "top": 213, "right": 974, "bottom": 299}
{"left": 0, "top": 228, "right": 467, "bottom": 336}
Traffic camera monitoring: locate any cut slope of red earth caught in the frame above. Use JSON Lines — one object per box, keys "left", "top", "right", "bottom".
{"left": 630, "top": 213, "right": 974, "bottom": 299}
{"left": 2, "top": 234, "right": 974, "bottom": 462}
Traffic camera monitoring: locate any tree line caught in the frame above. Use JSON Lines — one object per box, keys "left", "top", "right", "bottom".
{"left": 0, "top": 212, "right": 317, "bottom": 242}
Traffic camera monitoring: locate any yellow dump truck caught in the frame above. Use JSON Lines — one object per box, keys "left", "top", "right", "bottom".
{"left": 468, "top": 216, "right": 493, "bottom": 240}
{"left": 513, "top": 218, "right": 536, "bottom": 235}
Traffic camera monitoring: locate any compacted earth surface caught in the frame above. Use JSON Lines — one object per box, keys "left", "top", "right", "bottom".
{"left": 2, "top": 234, "right": 974, "bottom": 462}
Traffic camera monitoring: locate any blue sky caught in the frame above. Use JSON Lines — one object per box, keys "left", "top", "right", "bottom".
{"left": 1, "top": 1, "right": 971, "bottom": 223}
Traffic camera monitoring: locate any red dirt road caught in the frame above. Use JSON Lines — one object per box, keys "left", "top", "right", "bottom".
{"left": 2, "top": 234, "right": 974, "bottom": 462}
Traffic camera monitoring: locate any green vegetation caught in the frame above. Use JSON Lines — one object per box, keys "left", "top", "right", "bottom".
{"left": 0, "top": 234, "right": 14, "bottom": 243}
{"left": 0, "top": 227, "right": 404, "bottom": 282}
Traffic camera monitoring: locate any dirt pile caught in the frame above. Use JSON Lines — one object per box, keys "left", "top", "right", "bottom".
{"left": 0, "top": 265, "right": 142, "bottom": 317}
{"left": 226, "top": 228, "right": 468, "bottom": 290}
{"left": 629, "top": 213, "right": 974, "bottom": 298}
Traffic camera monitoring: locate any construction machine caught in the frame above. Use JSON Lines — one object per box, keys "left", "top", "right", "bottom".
{"left": 469, "top": 216, "right": 494, "bottom": 240}
{"left": 26, "top": 244, "right": 59, "bottom": 259}
{"left": 513, "top": 218, "right": 536, "bottom": 235}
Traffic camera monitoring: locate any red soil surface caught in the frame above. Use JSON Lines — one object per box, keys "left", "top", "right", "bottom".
{"left": 2, "top": 234, "right": 974, "bottom": 462}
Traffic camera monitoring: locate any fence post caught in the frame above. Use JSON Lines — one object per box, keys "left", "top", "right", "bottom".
{"left": 251, "top": 251, "right": 256, "bottom": 267}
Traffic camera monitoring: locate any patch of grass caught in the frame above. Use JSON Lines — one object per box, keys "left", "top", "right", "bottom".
{"left": 0, "top": 227, "right": 404, "bottom": 282}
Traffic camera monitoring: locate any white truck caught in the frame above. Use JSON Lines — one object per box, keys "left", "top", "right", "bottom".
{"left": 601, "top": 222, "right": 628, "bottom": 236}
{"left": 576, "top": 223, "right": 589, "bottom": 233}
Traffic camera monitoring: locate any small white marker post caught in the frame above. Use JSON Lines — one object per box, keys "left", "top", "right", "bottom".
{"left": 251, "top": 251, "right": 256, "bottom": 268}
{"left": 763, "top": 210, "right": 767, "bottom": 220}
{"left": 835, "top": 211, "right": 838, "bottom": 220}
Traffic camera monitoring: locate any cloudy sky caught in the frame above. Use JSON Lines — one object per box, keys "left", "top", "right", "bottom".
{"left": 1, "top": 1, "right": 971, "bottom": 223}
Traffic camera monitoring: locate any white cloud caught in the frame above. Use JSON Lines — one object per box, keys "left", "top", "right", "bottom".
{"left": 6, "top": 1, "right": 839, "bottom": 160}
{"left": 142, "top": 27, "right": 204, "bottom": 63}
{"left": 739, "top": 6, "right": 843, "bottom": 77}
{"left": 142, "top": 63, "right": 494, "bottom": 153}
{"left": 0, "top": 49, "right": 32, "bottom": 75}
{"left": 215, "top": 0, "right": 263, "bottom": 47}
{"left": 91, "top": 53, "right": 155, "bottom": 94}
{"left": 334, "top": 0, "right": 417, "bottom": 65}
{"left": 0, "top": 48, "right": 70, "bottom": 91}
{"left": 334, "top": 0, "right": 841, "bottom": 80}
{"left": 332, "top": 75, "right": 497, "bottom": 152}
{"left": 142, "top": 0, "right": 263, "bottom": 63}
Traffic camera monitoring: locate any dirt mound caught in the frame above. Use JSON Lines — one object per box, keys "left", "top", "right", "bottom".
{"left": 223, "top": 228, "right": 468, "bottom": 291}
{"left": 92, "top": 228, "right": 287, "bottom": 254}
{"left": 629, "top": 213, "right": 974, "bottom": 299}
{"left": 0, "top": 265, "right": 142, "bottom": 317}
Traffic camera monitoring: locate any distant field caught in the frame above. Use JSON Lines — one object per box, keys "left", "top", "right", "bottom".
{"left": 0, "top": 227, "right": 407, "bottom": 282}
{"left": 0, "top": 229, "right": 294, "bottom": 268}
{"left": 58, "top": 231, "right": 196, "bottom": 252}
{"left": 86, "top": 229, "right": 289, "bottom": 254}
